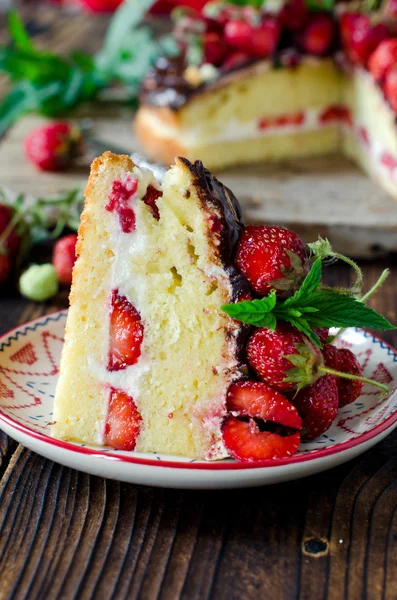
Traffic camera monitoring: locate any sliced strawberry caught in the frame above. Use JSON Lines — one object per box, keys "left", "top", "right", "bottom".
{"left": 222, "top": 416, "right": 301, "bottom": 462}
{"left": 108, "top": 290, "right": 144, "bottom": 371}
{"left": 291, "top": 374, "right": 338, "bottom": 441}
{"left": 104, "top": 388, "right": 142, "bottom": 450}
{"left": 106, "top": 176, "right": 138, "bottom": 233}
{"left": 227, "top": 381, "right": 302, "bottom": 429}
{"left": 142, "top": 184, "right": 162, "bottom": 220}
{"left": 381, "top": 151, "right": 397, "bottom": 172}
{"left": 319, "top": 105, "right": 352, "bottom": 126}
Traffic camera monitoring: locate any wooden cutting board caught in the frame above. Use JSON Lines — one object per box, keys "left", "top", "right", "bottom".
{"left": 2, "top": 112, "right": 397, "bottom": 258}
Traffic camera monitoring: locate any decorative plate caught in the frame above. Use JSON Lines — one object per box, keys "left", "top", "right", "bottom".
{"left": 0, "top": 311, "right": 396, "bottom": 489}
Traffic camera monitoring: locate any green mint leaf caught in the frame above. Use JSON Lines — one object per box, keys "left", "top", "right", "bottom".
{"left": 299, "top": 291, "right": 396, "bottom": 331}
{"left": 284, "top": 257, "right": 322, "bottom": 307}
{"left": 221, "top": 290, "right": 277, "bottom": 327}
{"left": 8, "top": 10, "right": 35, "bottom": 53}
{"left": 96, "top": 0, "right": 155, "bottom": 78}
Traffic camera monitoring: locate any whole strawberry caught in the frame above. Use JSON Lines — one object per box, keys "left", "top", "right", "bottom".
{"left": 322, "top": 344, "right": 364, "bottom": 407}
{"left": 24, "top": 122, "right": 82, "bottom": 172}
{"left": 246, "top": 322, "right": 320, "bottom": 392}
{"left": 0, "top": 251, "right": 11, "bottom": 285}
{"left": 52, "top": 233, "right": 78, "bottom": 285}
{"left": 235, "top": 225, "right": 308, "bottom": 296}
{"left": 79, "top": 0, "right": 123, "bottom": 12}
{"left": 291, "top": 374, "right": 339, "bottom": 441}
{"left": 368, "top": 38, "right": 397, "bottom": 81}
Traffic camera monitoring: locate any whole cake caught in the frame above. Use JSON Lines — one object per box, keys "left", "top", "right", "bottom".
{"left": 135, "top": 0, "right": 397, "bottom": 197}
{"left": 52, "top": 152, "right": 394, "bottom": 462}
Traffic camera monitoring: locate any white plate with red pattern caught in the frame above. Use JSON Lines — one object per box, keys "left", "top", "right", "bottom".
{"left": 0, "top": 310, "right": 397, "bottom": 489}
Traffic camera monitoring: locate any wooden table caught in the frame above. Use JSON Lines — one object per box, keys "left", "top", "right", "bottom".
{"left": 1, "top": 7, "right": 397, "bottom": 600}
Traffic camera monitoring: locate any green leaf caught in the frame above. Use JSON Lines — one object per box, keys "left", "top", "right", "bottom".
{"left": 8, "top": 10, "right": 35, "bottom": 53}
{"left": 221, "top": 290, "right": 277, "bottom": 326}
{"left": 285, "top": 258, "right": 322, "bottom": 307}
{"left": 96, "top": 0, "right": 155, "bottom": 78}
{"left": 298, "top": 291, "right": 396, "bottom": 330}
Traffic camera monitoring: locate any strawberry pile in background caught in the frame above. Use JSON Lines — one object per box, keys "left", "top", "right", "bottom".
{"left": 168, "top": 0, "right": 397, "bottom": 113}
{"left": 220, "top": 225, "right": 395, "bottom": 462}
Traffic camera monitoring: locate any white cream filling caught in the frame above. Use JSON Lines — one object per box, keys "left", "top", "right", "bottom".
{"left": 144, "top": 106, "right": 339, "bottom": 148}
{"left": 93, "top": 166, "right": 160, "bottom": 443}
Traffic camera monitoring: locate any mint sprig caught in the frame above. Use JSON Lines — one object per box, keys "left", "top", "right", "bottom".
{"left": 221, "top": 258, "right": 396, "bottom": 346}
{"left": 0, "top": 4, "right": 179, "bottom": 136}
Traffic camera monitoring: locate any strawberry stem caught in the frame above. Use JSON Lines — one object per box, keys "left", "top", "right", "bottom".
{"left": 328, "top": 252, "right": 363, "bottom": 293}
{"left": 318, "top": 365, "right": 389, "bottom": 393}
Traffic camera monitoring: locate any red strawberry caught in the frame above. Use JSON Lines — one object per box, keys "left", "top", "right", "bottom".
{"left": 369, "top": 38, "right": 397, "bottom": 81}
{"left": 79, "top": 0, "right": 123, "bottom": 12}
{"left": 0, "top": 251, "right": 11, "bottom": 285}
{"left": 340, "top": 13, "right": 389, "bottom": 66}
{"left": 104, "top": 388, "right": 142, "bottom": 450}
{"left": 142, "top": 185, "right": 162, "bottom": 220}
{"left": 108, "top": 290, "right": 144, "bottom": 371}
{"left": 235, "top": 225, "right": 308, "bottom": 296}
{"left": 246, "top": 323, "right": 320, "bottom": 392}
{"left": 316, "top": 327, "right": 329, "bottom": 345}
{"left": 227, "top": 381, "right": 302, "bottom": 429}
{"left": 250, "top": 18, "right": 281, "bottom": 58}
{"left": 384, "top": 66, "right": 397, "bottom": 112}
{"left": 221, "top": 51, "right": 251, "bottom": 72}
{"left": 203, "top": 32, "right": 229, "bottom": 66}
{"left": 322, "top": 345, "right": 364, "bottom": 407}
{"left": 24, "top": 121, "right": 82, "bottom": 172}
{"left": 52, "top": 233, "right": 78, "bottom": 286}
{"left": 296, "top": 14, "right": 335, "bottom": 56}
{"left": 279, "top": 0, "right": 308, "bottom": 31}
{"left": 224, "top": 20, "right": 252, "bottom": 53}
{"left": 222, "top": 416, "right": 301, "bottom": 462}
{"left": 319, "top": 105, "right": 352, "bottom": 126}
{"left": 291, "top": 374, "right": 338, "bottom": 441}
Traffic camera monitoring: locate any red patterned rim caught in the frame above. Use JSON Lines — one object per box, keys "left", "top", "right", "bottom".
{"left": 0, "top": 311, "right": 397, "bottom": 471}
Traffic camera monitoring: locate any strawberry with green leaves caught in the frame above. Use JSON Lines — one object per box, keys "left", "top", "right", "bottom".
{"left": 235, "top": 225, "right": 309, "bottom": 296}
{"left": 290, "top": 374, "right": 339, "bottom": 441}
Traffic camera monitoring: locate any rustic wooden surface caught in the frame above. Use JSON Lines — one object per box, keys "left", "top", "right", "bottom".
{"left": 1, "top": 7, "right": 397, "bottom": 600}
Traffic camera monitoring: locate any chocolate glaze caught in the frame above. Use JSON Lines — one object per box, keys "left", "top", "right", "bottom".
{"left": 178, "top": 158, "right": 252, "bottom": 364}
{"left": 140, "top": 56, "right": 197, "bottom": 110}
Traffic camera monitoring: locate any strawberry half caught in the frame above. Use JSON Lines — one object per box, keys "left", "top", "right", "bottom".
{"left": 108, "top": 290, "right": 144, "bottom": 371}
{"left": 222, "top": 417, "right": 301, "bottom": 462}
{"left": 104, "top": 388, "right": 142, "bottom": 450}
{"left": 235, "top": 225, "right": 308, "bottom": 296}
{"left": 322, "top": 345, "right": 364, "bottom": 407}
{"left": 290, "top": 374, "right": 338, "bottom": 441}
{"left": 227, "top": 381, "right": 302, "bottom": 429}
{"left": 222, "top": 380, "right": 302, "bottom": 462}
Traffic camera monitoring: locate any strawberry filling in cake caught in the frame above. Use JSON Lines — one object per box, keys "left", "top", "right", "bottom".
{"left": 135, "top": 0, "right": 397, "bottom": 199}
{"left": 53, "top": 152, "right": 394, "bottom": 462}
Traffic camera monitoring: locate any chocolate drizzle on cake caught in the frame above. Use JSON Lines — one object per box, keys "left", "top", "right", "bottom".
{"left": 140, "top": 56, "right": 197, "bottom": 110}
{"left": 178, "top": 157, "right": 252, "bottom": 365}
